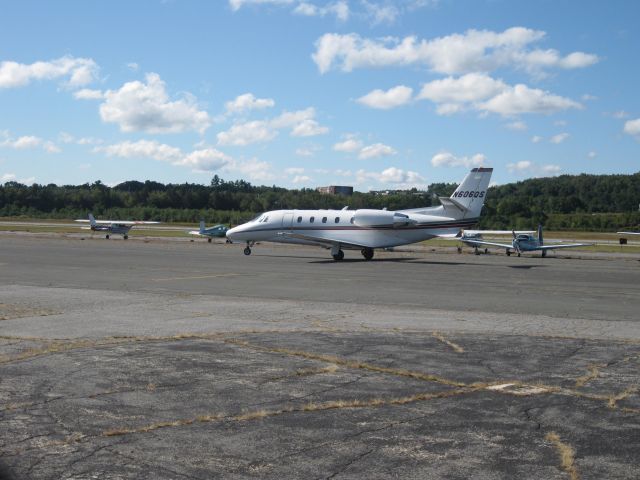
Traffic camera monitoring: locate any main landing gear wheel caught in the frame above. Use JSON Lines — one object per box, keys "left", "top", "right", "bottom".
{"left": 123, "top": 235, "right": 128, "bottom": 240}
{"left": 506, "top": 250, "right": 510, "bottom": 256}
{"left": 243, "top": 247, "right": 252, "bottom": 255}
{"left": 517, "top": 252, "right": 521, "bottom": 257}
{"left": 332, "top": 249, "right": 344, "bottom": 261}
{"left": 105, "top": 234, "right": 110, "bottom": 239}
{"left": 208, "top": 238, "right": 212, "bottom": 243}
{"left": 541, "top": 250, "right": 547, "bottom": 258}
{"left": 361, "top": 248, "right": 374, "bottom": 260}
{"left": 457, "top": 246, "right": 462, "bottom": 254}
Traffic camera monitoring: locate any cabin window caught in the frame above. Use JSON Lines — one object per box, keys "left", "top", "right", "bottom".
{"left": 297, "top": 216, "right": 302, "bottom": 223}
{"left": 310, "top": 217, "right": 315, "bottom": 223}
{"left": 335, "top": 217, "right": 340, "bottom": 223}
{"left": 350, "top": 217, "right": 355, "bottom": 224}
{"left": 322, "top": 217, "right": 327, "bottom": 223}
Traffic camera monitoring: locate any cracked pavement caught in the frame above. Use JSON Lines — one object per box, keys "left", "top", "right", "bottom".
{"left": 0, "top": 236, "right": 639, "bottom": 479}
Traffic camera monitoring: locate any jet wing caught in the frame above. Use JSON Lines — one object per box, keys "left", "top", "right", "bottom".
{"left": 462, "top": 238, "right": 514, "bottom": 249}
{"left": 276, "top": 231, "right": 371, "bottom": 249}
{"left": 538, "top": 243, "right": 592, "bottom": 250}
{"left": 617, "top": 231, "right": 640, "bottom": 235}
{"left": 74, "top": 219, "right": 159, "bottom": 225}
{"left": 462, "top": 230, "right": 535, "bottom": 235}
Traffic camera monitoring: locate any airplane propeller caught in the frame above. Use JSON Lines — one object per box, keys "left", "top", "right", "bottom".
{"left": 511, "top": 230, "right": 522, "bottom": 256}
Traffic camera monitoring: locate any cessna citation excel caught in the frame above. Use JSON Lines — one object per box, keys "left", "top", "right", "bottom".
{"left": 226, "top": 167, "right": 493, "bottom": 261}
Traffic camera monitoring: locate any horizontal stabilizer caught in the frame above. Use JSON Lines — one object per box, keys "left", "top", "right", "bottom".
{"left": 438, "top": 196, "right": 466, "bottom": 213}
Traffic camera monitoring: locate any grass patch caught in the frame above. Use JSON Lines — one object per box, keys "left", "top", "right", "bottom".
{"left": 545, "top": 432, "right": 579, "bottom": 480}
{"left": 432, "top": 332, "right": 465, "bottom": 353}
{"left": 575, "top": 364, "right": 600, "bottom": 388}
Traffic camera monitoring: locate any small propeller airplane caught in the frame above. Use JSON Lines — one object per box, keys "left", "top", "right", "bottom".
{"left": 461, "top": 224, "right": 592, "bottom": 257}
{"left": 455, "top": 229, "right": 536, "bottom": 254}
{"left": 188, "top": 220, "right": 230, "bottom": 243}
{"left": 617, "top": 230, "right": 640, "bottom": 236}
{"left": 75, "top": 213, "right": 160, "bottom": 239}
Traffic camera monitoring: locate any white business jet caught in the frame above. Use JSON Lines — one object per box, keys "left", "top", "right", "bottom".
{"left": 226, "top": 167, "right": 493, "bottom": 260}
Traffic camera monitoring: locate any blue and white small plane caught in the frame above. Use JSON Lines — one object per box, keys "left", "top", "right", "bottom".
{"left": 189, "top": 220, "right": 230, "bottom": 243}
{"left": 456, "top": 229, "right": 535, "bottom": 254}
{"left": 462, "top": 225, "right": 591, "bottom": 257}
{"left": 75, "top": 213, "right": 159, "bottom": 239}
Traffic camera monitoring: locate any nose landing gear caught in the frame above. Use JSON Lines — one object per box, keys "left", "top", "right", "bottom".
{"left": 244, "top": 241, "right": 254, "bottom": 255}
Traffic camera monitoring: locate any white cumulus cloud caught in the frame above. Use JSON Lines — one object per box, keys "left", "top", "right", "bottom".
{"left": 217, "top": 107, "right": 327, "bottom": 146}
{"left": 507, "top": 160, "right": 561, "bottom": 176}
{"left": 225, "top": 93, "right": 275, "bottom": 114}
{"left": 623, "top": 118, "right": 640, "bottom": 139}
{"left": 358, "top": 143, "right": 397, "bottom": 160}
{"left": 293, "top": 1, "right": 349, "bottom": 21}
{"left": 0, "top": 55, "right": 99, "bottom": 88}
{"left": 73, "top": 88, "right": 104, "bottom": 100}
{"left": 217, "top": 120, "right": 276, "bottom": 146}
{"left": 550, "top": 132, "right": 570, "bottom": 144}
{"left": 357, "top": 85, "right": 413, "bottom": 109}
{"left": 312, "top": 28, "right": 598, "bottom": 76}
{"left": 356, "top": 167, "right": 425, "bottom": 187}
{"left": 99, "top": 73, "right": 211, "bottom": 134}
{"left": 95, "top": 139, "right": 232, "bottom": 172}
{"left": 333, "top": 137, "right": 363, "bottom": 153}
{"left": 431, "top": 151, "right": 486, "bottom": 168}
{"left": 479, "top": 84, "right": 582, "bottom": 116}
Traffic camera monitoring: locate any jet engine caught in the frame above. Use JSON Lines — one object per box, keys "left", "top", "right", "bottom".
{"left": 353, "top": 209, "right": 415, "bottom": 228}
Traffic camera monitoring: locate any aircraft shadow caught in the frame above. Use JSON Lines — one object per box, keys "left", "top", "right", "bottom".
{"left": 507, "top": 265, "right": 546, "bottom": 269}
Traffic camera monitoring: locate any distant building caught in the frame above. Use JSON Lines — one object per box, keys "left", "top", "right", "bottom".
{"left": 316, "top": 185, "right": 353, "bottom": 196}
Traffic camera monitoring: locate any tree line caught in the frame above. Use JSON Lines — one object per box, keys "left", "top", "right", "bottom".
{"left": 0, "top": 172, "right": 638, "bottom": 231}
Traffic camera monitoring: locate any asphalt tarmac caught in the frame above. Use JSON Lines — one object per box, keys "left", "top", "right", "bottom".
{"left": 1, "top": 234, "right": 639, "bottom": 479}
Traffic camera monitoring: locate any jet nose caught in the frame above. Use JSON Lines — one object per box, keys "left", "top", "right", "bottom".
{"left": 226, "top": 225, "right": 242, "bottom": 242}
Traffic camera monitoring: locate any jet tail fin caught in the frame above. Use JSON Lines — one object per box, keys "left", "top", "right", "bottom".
{"left": 88, "top": 213, "right": 96, "bottom": 227}
{"left": 538, "top": 224, "right": 543, "bottom": 245}
{"left": 447, "top": 167, "right": 493, "bottom": 219}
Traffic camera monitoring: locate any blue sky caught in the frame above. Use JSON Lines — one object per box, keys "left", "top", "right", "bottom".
{"left": 1, "top": 0, "right": 638, "bottom": 190}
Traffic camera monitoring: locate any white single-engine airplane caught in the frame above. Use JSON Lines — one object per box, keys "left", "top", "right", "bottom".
{"left": 75, "top": 213, "right": 159, "bottom": 239}
{"left": 461, "top": 224, "right": 591, "bottom": 257}
{"left": 617, "top": 231, "right": 640, "bottom": 235}
{"left": 226, "top": 167, "right": 493, "bottom": 260}
{"left": 189, "top": 220, "right": 230, "bottom": 243}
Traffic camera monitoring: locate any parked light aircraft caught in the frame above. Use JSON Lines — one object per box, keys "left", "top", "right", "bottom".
{"left": 75, "top": 213, "right": 159, "bottom": 239}
{"left": 456, "top": 229, "right": 535, "bottom": 254}
{"left": 617, "top": 231, "right": 640, "bottom": 235}
{"left": 461, "top": 225, "right": 591, "bottom": 257}
{"left": 189, "top": 220, "right": 230, "bottom": 243}
{"left": 226, "top": 167, "right": 493, "bottom": 260}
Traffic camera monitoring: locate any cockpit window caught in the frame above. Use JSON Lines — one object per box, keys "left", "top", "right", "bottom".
{"left": 252, "top": 213, "right": 265, "bottom": 223}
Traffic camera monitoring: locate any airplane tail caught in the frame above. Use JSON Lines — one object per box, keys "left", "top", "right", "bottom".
{"left": 89, "top": 213, "right": 96, "bottom": 227}
{"left": 446, "top": 167, "right": 493, "bottom": 219}
{"left": 199, "top": 219, "right": 205, "bottom": 234}
{"left": 538, "top": 224, "right": 543, "bottom": 245}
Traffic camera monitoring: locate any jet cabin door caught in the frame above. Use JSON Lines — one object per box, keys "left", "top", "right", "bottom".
{"left": 282, "top": 212, "right": 293, "bottom": 231}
